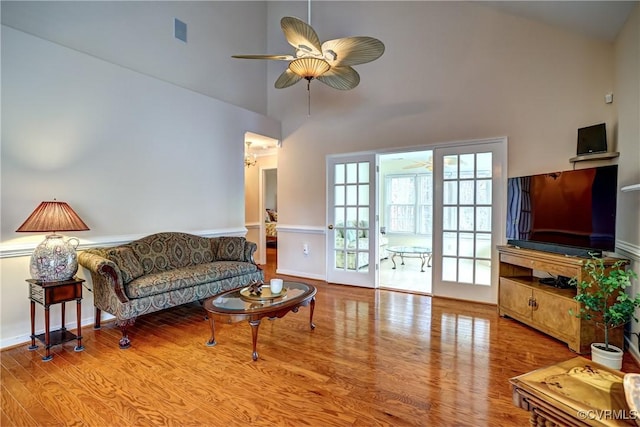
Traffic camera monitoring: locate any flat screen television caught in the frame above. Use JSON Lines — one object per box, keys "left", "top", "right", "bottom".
{"left": 506, "top": 165, "right": 617, "bottom": 257}
{"left": 577, "top": 123, "right": 607, "bottom": 155}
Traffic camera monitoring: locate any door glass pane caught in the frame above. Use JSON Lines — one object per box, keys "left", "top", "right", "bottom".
{"left": 358, "top": 237, "right": 369, "bottom": 250}
{"left": 334, "top": 207, "right": 344, "bottom": 227}
{"left": 444, "top": 155, "right": 458, "bottom": 179}
{"left": 476, "top": 260, "right": 491, "bottom": 285}
{"left": 359, "top": 207, "right": 369, "bottom": 227}
{"left": 476, "top": 180, "right": 491, "bottom": 204}
{"left": 459, "top": 232, "right": 474, "bottom": 257}
{"left": 443, "top": 232, "right": 457, "bottom": 256}
{"left": 460, "top": 154, "right": 475, "bottom": 178}
{"left": 335, "top": 185, "right": 345, "bottom": 205}
{"left": 460, "top": 207, "right": 474, "bottom": 231}
{"left": 346, "top": 207, "right": 357, "bottom": 227}
{"left": 443, "top": 181, "right": 457, "bottom": 204}
{"left": 459, "top": 181, "right": 474, "bottom": 204}
{"left": 346, "top": 163, "right": 358, "bottom": 183}
{"left": 346, "top": 185, "right": 357, "bottom": 205}
{"left": 335, "top": 164, "right": 345, "bottom": 184}
{"left": 442, "top": 257, "right": 457, "bottom": 281}
{"left": 459, "top": 258, "right": 474, "bottom": 283}
{"left": 475, "top": 233, "right": 492, "bottom": 258}
{"left": 358, "top": 162, "right": 369, "bottom": 183}
{"left": 359, "top": 253, "right": 369, "bottom": 272}
{"left": 477, "top": 207, "right": 491, "bottom": 232}
{"left": 443, "top": 207, "right": 457, "bottom": 230}
{"left": 477, "top": 152, "right": 492, "bottom": 177}
{"left": 358, "top": 184, "right": 369, "bottom": 205}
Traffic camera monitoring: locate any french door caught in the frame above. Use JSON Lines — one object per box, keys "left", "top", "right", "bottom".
{"left": 326, "top": 154, "right": 377, "bottom": 287}
{"left": 432, "top": 139, "right": 506, "bottom": 304}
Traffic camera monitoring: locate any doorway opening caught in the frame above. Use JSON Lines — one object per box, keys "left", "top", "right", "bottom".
{"left": 378, "top": 150, "right": 434, "bottom": 294}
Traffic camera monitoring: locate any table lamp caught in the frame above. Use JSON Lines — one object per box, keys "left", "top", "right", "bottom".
{"left": 16, "top": 200, "right": 90, "bottom": 282}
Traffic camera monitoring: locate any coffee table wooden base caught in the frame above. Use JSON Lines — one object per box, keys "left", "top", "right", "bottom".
{"left": 204, "top": 282, "right": 316, "bottom": 361}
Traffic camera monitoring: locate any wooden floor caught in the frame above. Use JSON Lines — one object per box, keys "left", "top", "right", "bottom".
{"left": 2, "top": 247, "right": 638, "bottom": 426}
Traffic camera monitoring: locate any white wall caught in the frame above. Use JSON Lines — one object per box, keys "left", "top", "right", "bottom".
{"left": 613, "top": 5, "right": 640, "bottom": 360}
{"left": 0, "top": 26, "right": 280, "bottom": 348}
{"left": 0, "top": 1, "right": 269, "bottom": 114}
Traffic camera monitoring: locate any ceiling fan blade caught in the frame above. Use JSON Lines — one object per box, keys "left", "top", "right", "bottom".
{"left": 275, "top": 69, "right": 303, "bottom": 89}
{"left": 316, "top": 66, "right": 360, "bottom": 90}
{"left": 232, "top": 54, "right": 295, "bottom": 60}
{"left": 321, "top": 37, "right": 385, "bottom": 67}
{"left": 403, "top": 162, "right": 433, "bottom": 170}
{"left": 281, "top": 16, "right": 322, "bottom": 57}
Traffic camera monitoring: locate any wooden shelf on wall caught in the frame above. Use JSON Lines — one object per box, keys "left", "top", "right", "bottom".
{"left": 569, "top": 151, "right": 619, "bottom": 163}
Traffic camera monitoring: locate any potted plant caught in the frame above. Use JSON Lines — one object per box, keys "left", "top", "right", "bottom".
{"left": 570, "top": 256, "right": 639, "bottom": 370}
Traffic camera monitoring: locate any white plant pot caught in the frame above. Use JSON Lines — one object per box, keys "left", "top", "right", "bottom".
{"left": 591, "top": 343, "right": 623, "bottom": 370}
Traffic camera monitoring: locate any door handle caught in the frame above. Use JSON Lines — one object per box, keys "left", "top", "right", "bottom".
{"left": 328, "top": 224, "right": 334, "bottom": 230}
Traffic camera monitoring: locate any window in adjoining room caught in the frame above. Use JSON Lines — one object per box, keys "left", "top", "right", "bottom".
{"left": 385, "top": 173, "right": 433, "bottom": 235}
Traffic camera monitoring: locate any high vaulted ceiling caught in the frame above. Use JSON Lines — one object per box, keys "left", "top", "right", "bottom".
{"left": 485, "top": 1, "right": 637, "bottom": 42}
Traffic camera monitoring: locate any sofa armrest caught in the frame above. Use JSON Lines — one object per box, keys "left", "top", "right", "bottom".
{"left": 78, "top": 250, "right": 130, "bottom": 303}
{"left": 244, "top": 241, "right": 259, "bottom": 266}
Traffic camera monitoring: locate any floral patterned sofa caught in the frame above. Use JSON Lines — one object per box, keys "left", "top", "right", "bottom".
{"left": 78, "top": 232, "right": 263, "bottom": 349}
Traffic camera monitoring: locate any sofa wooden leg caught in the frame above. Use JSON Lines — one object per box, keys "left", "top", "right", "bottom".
{"left": 116, "top": 318, "right": 135, "bottom": 349}
{"left": 94, "top": 307, "right": 102, "bottom": 330}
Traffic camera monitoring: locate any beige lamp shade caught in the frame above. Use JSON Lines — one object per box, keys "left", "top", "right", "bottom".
{"left": 17, "top": 201, "right": 89, "bottom": 282}
{"left": 16, "top": 201, "right": 89, "bottom": 233}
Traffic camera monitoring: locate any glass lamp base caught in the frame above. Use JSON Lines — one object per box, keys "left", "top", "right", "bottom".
{"left": 30, "top": 234, "right": 79, "bottom": 282}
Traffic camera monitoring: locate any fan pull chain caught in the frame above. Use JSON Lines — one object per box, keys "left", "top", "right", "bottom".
{"left": 307, "top": 79, "right": 312, "bottom": 116}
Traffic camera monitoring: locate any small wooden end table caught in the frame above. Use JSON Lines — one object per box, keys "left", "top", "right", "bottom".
{"left": 27, "top": 277, "right": 84, "bottom": 362}
{"left": 203, "top": 281, "right": 316, "bottom": 361}
{"left": 510, "top": 357, "right": 636, "bottom": 426}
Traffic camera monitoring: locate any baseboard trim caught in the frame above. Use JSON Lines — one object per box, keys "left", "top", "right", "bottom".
{"left": 626, "top": 335, "right": 640, "bottom": 367}
{"left": 0, "top": 313, "right": 115, "bottom": 350}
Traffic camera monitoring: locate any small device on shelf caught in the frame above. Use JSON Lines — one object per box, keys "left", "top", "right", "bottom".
{"left": 577, "top": 122, "right": 607, "bottom": 155}
{"left": 538, "top": 276, "right": 573, "bottom": 289}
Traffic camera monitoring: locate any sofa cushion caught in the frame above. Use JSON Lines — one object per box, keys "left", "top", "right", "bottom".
{"left": 107, "top": 247, "right": 144, "bottom": 284}
{"left": 124, "top": 261, "right": 259, "bottom": 299}
{"left": 130, "top": 232, "right": 215, "bottom": 274}
{"left": 215, "top": 237, "right": 246, "bottom": 261}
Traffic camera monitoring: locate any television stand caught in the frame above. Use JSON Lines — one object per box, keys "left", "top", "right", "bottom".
{"left": 497, "top": 245, "right": 625, "bottom": 354}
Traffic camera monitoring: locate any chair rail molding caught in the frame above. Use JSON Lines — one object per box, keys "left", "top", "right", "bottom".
{"left": 0, "top": 227, "right": 248, "bottom": 259}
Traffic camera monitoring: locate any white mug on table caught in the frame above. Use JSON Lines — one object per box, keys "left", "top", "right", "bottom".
{"left": 270, "top": 278, "right": 283, "bottom": 294}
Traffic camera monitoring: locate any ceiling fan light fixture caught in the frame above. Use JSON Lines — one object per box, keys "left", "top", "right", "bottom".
{"left": 289, "top": 57, "right": 330, "bottom": 80}
{"left": 232, "top": 16, "right": 384, "bottom": 92}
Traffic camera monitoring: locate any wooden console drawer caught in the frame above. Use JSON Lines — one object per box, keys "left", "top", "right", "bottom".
{"left": 500, "top": 253, "right": 579, "bottom": 278}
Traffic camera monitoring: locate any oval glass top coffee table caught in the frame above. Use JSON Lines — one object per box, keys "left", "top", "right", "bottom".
{"left": 387, "top": 246, "right": 432, "bottom": 272}
{"left": 203, "top": 281, "right": 316, "bottom": 361}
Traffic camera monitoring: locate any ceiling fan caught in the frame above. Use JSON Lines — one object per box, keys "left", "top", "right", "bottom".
{"left": 232, "top": 14, "right": 385, "bottom": 93}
